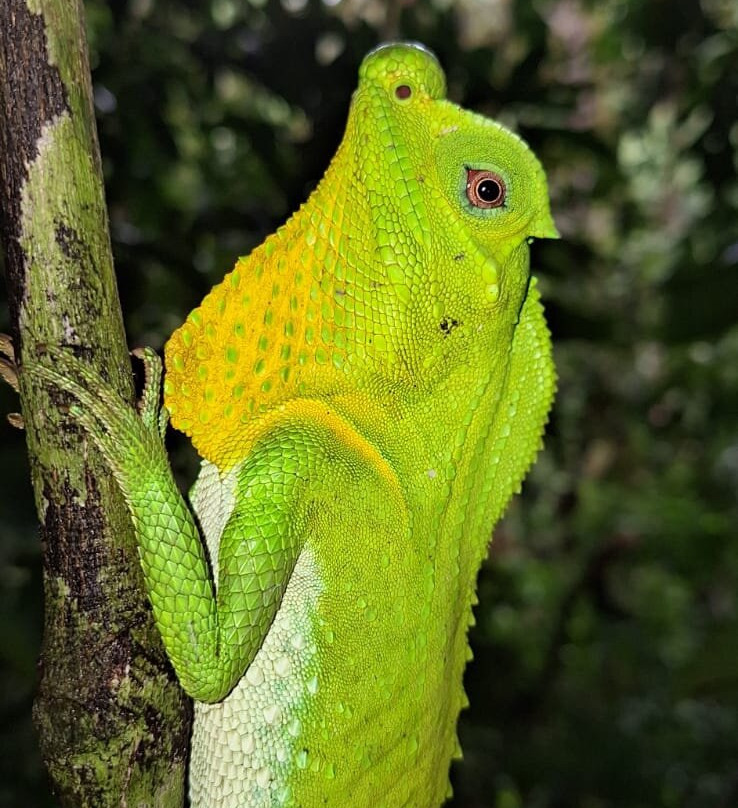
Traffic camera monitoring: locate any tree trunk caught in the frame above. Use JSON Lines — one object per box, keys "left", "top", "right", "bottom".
{"left": 0, "top": 1, "right": 190, "bottom": 805}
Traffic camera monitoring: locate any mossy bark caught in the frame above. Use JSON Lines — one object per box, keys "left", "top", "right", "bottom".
{"left": 0, "top": 1, "right": 190, "bottom": 805}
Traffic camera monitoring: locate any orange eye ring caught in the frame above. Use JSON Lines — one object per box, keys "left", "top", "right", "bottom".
{"left": 466, "top": 169, "right": 506, "bottom": 209}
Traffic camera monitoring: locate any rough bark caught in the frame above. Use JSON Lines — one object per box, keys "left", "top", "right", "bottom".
{"left": 0, "top": 1, "right": 190, "bottom": 805}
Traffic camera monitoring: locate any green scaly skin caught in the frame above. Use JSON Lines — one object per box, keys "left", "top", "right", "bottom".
{"left": 35, "top": 43, "right": 557, "bottom": 808}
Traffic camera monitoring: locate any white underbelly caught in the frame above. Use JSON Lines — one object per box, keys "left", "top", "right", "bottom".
{"left": 188, "top": 462, "right": 323, "bottom": 808}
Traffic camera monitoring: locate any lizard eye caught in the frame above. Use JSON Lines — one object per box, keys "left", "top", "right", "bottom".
{"left": 466, "top": 169, "right": 506, "bottom": 209}
{"left": 394, "top": 83, "right": 412, "bottom": 101}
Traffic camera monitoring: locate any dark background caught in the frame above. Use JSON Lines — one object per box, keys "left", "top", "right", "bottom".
{"left": 1, "top": 0, "right": 737, "bottom": 806}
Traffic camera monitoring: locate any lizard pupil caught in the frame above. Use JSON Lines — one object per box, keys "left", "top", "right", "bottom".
{"left": 478, "top": 179, "right": 502, "bottom": 203}
{"left": 466, "top": 169, "right": 506, "bottom": 209}
{"left": 395, "top": 84, "right": 412, "bottom": 100}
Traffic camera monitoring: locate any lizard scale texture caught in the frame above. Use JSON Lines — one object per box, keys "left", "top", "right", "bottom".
{"left": 72, "top": 42, "right": 557, "bottom": 808}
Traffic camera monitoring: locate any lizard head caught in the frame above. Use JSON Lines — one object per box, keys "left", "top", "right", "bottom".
{"left": 344, "top": 41, "right": 557, "bottom": 372}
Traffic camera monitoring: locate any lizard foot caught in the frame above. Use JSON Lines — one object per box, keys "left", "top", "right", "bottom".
{"left": 29, "top": 347, "right": 169, "bottom": 485}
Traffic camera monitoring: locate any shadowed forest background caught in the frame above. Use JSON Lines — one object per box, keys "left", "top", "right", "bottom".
{"left": 1, "top": 0, "right": 737, "bottom": 806}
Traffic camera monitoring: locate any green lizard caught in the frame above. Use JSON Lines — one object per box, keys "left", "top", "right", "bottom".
{"left": 37, "top": 42, "right": 556, "bottom": 808}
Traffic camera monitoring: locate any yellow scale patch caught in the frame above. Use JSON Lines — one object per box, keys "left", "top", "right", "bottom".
{"left": 164, "top": 213, "right": 352, "bottom": 470}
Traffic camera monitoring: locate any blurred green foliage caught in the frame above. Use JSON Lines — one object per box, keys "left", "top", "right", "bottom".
{"left": 1, "top": 0, "right": 737, "bottom": 806}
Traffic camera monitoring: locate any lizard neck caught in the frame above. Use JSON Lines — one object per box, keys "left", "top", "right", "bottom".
{"left": 163, "top": 123, "right": 530, "bottom": 472}
{"left": 333, "top": 302, "right": 522, "bottom": 471}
